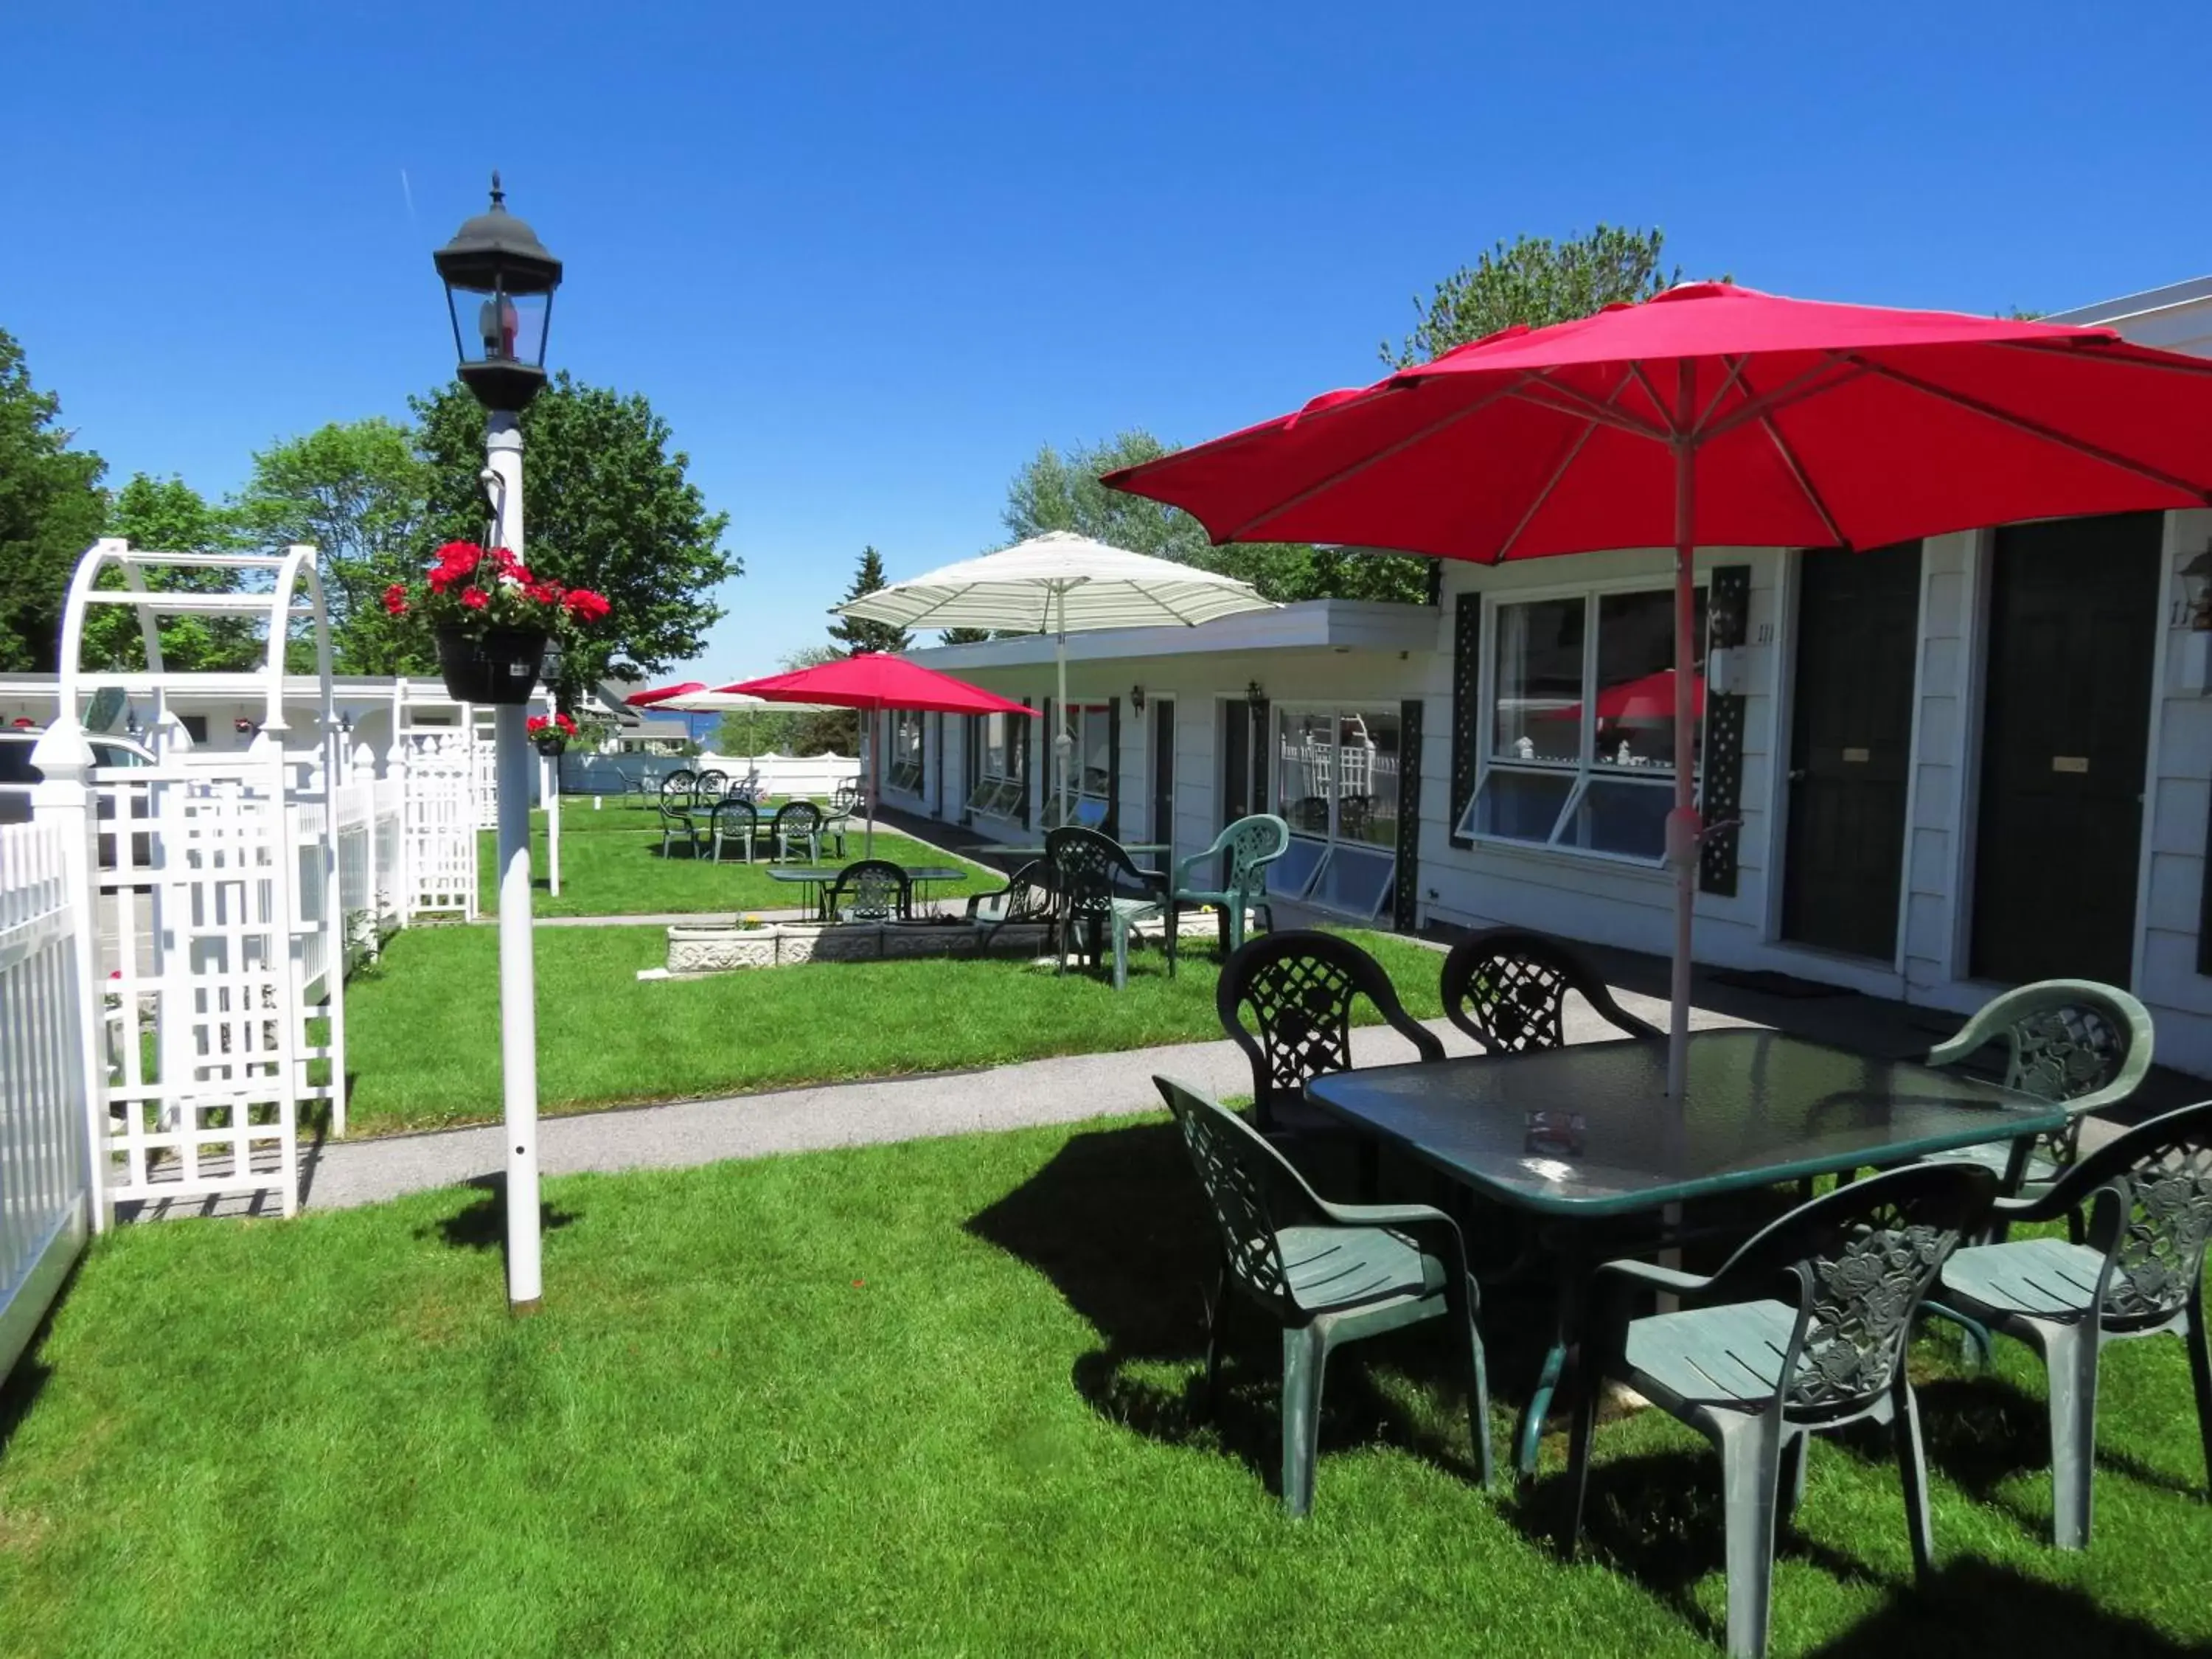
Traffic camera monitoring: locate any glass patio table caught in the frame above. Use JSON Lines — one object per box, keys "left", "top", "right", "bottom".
{"left": 765, "top": 864, "right": 970, "bottom": 920}
{"left": 1304, "top": 1027, "right": 2067, "bottom": 1474}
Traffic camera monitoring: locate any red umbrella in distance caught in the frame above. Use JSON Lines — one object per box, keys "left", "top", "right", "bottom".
{"left": 717, "top": 653, "right": 1030, "bottom": 855}
{"left": 1106, "top": 281, "right": 2212, "bottom": 1095}
{"left": 1541, "top": 668, "right": 1706, "bottom": 727}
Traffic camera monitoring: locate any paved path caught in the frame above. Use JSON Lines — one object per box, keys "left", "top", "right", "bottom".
{"left": 299, "top": 987, "right": 1752, "bottom": 1212}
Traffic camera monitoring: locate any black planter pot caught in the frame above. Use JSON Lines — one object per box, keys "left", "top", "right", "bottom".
{"left": 435, "top": 625, "right": 549, "bottom": 706}
{"left": 530, "top": 732, "right": 568, "bottom": 757}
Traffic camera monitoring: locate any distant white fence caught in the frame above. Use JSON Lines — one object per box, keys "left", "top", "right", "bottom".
{"left": 560, "top": 749, "right": 860, "bottom": 799}
{"left": 0, "top": 816, "right": 98, "bottom": 1379}
{"left": 333, "top": 777, "right": 406, "bottom": 970}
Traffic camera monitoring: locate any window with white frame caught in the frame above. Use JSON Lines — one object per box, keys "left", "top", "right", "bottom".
{"left": 886, "top": 709, "right": 925, "bottom": 795}
{"left": 1043, "top": 701, "right": 1112, "bottom": 830}
{"left": 1266, "top": 704, "right": 1401, "bottom": 919}
{"left": 1463, "top": 583, "right": 1708, "bottom": 863}
{"left": 964, "top": 711, "right": 1026, "bottom": 819}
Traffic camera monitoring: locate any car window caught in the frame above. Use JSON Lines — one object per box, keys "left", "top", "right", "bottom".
{"left": 90, "top": 742, "right": 150, "bottom": 768}
{"left": 0, "top": 740, "right": 41, "bottom": 786}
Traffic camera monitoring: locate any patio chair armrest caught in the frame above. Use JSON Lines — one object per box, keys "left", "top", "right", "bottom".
{"left": 1172, "top": 847, "right": 1215, "bottom": 888}
{"left": 1590, "top": 1256, "right": 1713, "bottom": 1299}
{"left": 1313, "top": 1200, "right": 1470, "bottom": 1274}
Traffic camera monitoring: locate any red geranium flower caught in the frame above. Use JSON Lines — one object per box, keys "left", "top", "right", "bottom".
{"left": 525, "top": 582, "right": 564, "bottom": 606}
{"left": 460, "top": 587, "right": 490, "bottom": 611}
{"left": 557, "top": 712, "right": 578, "bottom": 734}
{"left": 382, "top": 582, "right": 408, "bottom": 616}
{"left": 563, "top": 588, "right": 611, "bottom": 625}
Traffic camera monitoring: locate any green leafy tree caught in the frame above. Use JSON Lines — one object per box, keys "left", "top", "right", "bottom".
{"left": 88, "top": 473, "right": 259, "bottom": 672}
{"left": 0, "top": 329, "right": 108, "bottom": 671}
{"left": 757, "top": 644, "right": 857, "bottom": 756}
{"left": 938, "top": 627, "right": 994, "bottom": 644}
{"left": 1003, "top": 431, "right": 1429, "bottom": 604}
{"left": 1383, "top": 224, "right": 1680, "bottom": 366}
{"left": 413, "top": 375, "right": 739, "bottom": 710}
{"left": 232, "top": 418, "right": 433, "bottom": 676}
{"left": 825, "top": 546, "right": 911, "bottom": 655}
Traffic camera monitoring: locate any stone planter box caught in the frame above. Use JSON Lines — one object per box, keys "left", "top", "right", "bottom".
{"left": 664, "top": 917, "right": 1055, "bottom": 975}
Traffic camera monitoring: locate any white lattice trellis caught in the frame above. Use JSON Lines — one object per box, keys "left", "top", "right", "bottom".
{"left": 400, "top": 728, "right": 479, "bottom": 919}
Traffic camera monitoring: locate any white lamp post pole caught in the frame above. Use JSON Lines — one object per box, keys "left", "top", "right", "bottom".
{"left": 485, "top": 414, "right": 543, "bottom": 1311}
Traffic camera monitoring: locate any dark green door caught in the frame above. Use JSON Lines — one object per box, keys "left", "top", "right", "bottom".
{"left": 1781, "top": 542, "right": 1923, "bottom": 960}
{"left": 1971, "top": 512, "right": 2161, "bottom": 987}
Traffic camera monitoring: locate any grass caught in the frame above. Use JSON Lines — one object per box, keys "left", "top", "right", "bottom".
{"left": 476, "top": 801, "right": 990, "bottom": 918}
{"left": 4, "top": 1119, "right": 2208, "bottom": 1656}
{"left": 341, "top": 922, "right": 1446, "bottom": 1134}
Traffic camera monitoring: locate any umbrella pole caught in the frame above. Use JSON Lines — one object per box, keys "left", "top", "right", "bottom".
{"left": 1665, "top": 412, "right": 1700, "bottom": 1099}
{"left": 866, "top": 703, "right": 877, "bottom": 858}
{"left": 1054, "top": 588, "right": 1071, "bottom": 830}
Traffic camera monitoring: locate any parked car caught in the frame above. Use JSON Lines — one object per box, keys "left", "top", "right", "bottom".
{"left": 0, "top": 731, "right": 159, "bottom": 867}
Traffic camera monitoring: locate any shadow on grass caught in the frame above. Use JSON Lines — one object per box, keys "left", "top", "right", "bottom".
{"left": 964, "top": 1118, "right": 1492, "bottom": 1503}
{"left": 1515, "top": 1436, "right": 2202, "bottom": 1657}
{"left": 423, "top": 1172, "right": 581, "bottom": 1252}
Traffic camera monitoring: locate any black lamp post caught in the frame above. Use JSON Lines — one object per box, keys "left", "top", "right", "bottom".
{"left": 434, "top": 172, "right": 563, "bottom": 414}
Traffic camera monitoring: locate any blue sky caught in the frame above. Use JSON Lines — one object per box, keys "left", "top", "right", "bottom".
{"left": 5, "top": 1, "right": 2208, "bottom": 675}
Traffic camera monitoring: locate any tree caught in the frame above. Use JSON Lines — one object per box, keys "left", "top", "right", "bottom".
{"left": 232, "top": 418, "right": 434, "bottom": 677}
{"left": 412, "top": 374, "right": 738, "bottom": 709}
{"left": 0, "top": 328, "right": 108, "bottom": 671}
{"left": 87, "top": 474, "right": 259, "bottom": 672}
{"left": 825, "top": 546, "right": 911, "bottom": 655}
{"left": 1001, "top": 431, "right": 1430, "bottom": 605}
{"left": 1385, "top": 224, "right": 1679, "bottom": 366}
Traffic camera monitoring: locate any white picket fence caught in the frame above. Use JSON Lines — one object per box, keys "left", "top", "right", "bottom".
{"left": 0, "top": 818, "right": 98, "bottom": 1380}
{"left": 333, "top": 778, "right": 406, "bottom": 970}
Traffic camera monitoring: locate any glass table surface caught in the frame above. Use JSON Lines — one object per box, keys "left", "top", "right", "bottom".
{"left": 1304, "top": 1029, "right": 2066, "bottom": 1217}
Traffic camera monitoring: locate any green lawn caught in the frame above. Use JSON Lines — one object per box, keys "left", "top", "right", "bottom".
{"left": 477, "top": 801, "right": 987, "bottom": 917}
{"left": 341, "top": 923, "right": 1446, "bottom": 1134}
{"left": 4, "top": 1121, "right": 2207, "bottom": 1655}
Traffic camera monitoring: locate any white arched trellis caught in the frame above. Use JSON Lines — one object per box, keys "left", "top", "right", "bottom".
{"left": 48, "top": 538, "right": 340, "bottom": 1217}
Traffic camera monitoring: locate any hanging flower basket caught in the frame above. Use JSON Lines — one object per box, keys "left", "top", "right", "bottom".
{"left": 528, "top": 712, "right": 577, "bottom": 754}
{"left": 388, "top": 543, "right": 612, "bottom": 708}
{"left": 436, "top": 625, "right": 549, "bottom": 705}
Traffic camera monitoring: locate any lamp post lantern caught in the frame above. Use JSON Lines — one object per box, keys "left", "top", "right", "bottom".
{"left": 435, "top": 173, "right": 563, "bottom": 1312}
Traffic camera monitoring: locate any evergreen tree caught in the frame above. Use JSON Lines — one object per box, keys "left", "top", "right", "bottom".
{"left": 825, "top": 546, "right": 911, "bottom": 655}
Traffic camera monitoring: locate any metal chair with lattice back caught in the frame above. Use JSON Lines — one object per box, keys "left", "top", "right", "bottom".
{"left": 1166, "top": 814, "right": 1289, "bottom": 975}
{"left": 695, "top": 768, "right": 728, "bottom": 804}
{"left": 771, "top": 799, "right": 824, "bottom": 863}
{"left": 823, "top": 858, "right": 911, "bottom": 923}
{"left": 661, "top": 768, "right": 698, "bottom": 804}
{"left": 709, "top": 799, "right": 759, "bottom": 863}
{"left": 1935, "top": 1097, "right": 2212, "bottom": 1550}
{"left": 1921, "top": 980, "right": 2154, "bottom": 1200}
{"left": 1439, "top": 927, "right": 1660, "bottom": 1054}
{"left": 1562, "top": 1161, "right": 1998, "bottom": 1659}
{"left": 1217, "top": 930, "right": 1444, "bottom": 1139}
{"left": 1153, "top": 1074, "right": 1492, "bottom": 1516}
{"left": 1043, "top": 826, "right": 1165, "bottom": 990}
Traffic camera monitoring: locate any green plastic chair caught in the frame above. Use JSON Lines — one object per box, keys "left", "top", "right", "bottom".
{"left": 708, "top": 799, "right": 758, "bottom": 863}
{"left": 656, "top": 799, "right": 706, "bottom": 860}
{"left": 1164, "top": 813, "right": 1288, "bottom": 976}
{"left": 1922, "top": 980, "right": 2154, "bottom": 1198}
{"left": 966, "top": 860, "right": 1054, "bottom": 956}
{"left": 1562, "top": 1161, "right": 1997, "bottom": 1659}
{"left": 1153, "top": 1075, "right": 1492, "bottom": 1515}
{"left": 1935, "top": 1097, "right": 2212, "bottom": 1551}
{"left": 1044, "top": 827, "right": 1164, "bottom": 991}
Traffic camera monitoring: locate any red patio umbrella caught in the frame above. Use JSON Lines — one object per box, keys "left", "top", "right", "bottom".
{"left": 1541, "top": 668, "right": 1705, "bottom": 728}
{"left": 1106, "top": 281, "right": 2212, "bottom": 1094}
{"left": 718, "top": 653, "right": 1031, "bottom": 855}
{"left": 623, "top": 681, "right": 706, "bottom": 706}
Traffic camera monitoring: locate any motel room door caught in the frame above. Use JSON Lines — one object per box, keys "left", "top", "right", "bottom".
{"left": 1781, "top": 541, "right": 1922, "bottom": 961}
{"left": 1970, "top": 512, "right": 2160, "bottom": 988}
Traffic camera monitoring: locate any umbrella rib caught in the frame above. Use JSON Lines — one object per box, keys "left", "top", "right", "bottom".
{"left": 1509, "top": 373, "right": 1673, "bottom": 442}
{"left": 1992, "top": 338, "right": 2212, "bottom": 378}
{"left": 1221, "top": 375, "right": 1536, "bottom": 540}
{"left": 1627, "top": 364, "right": 1681, "bottom": 437}
{"left": 1754, "top": 413, "right": 1848, "bottom": 548}
{"left": 1845, "top": 354, "right": 2212, "bottom": 500}
{"left": 1695, "top": 358, "right": 1867, "bottom": 441}
{"left": 1697, "top": 355, "right": 1752, "bottom": 430}
{"left": 1494, "top": 367, "right": 1641, "bottom": 560}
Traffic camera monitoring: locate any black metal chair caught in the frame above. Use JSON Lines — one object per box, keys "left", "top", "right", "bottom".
{"left": 823, "top": 858, "right": 911, "bottom": 922}
{"left": 1217, "top": 930, "right": 1444, "bottom": 1138}
{"left": 1935, "top": 1097, "right": 2212, "bottom": 1549}
{"left": 771, "top": 800, "right": 824, "bottom": 863}
{"left": 1439, "top": 927, "right": 1660, "bottom": 1054}
{"left": 709, "top": 799, "right": 759, "bottom": 863}
{"left": 967, "top": 860, "right": 1055, "bottom": 956}
{"left": 1563, "top": 1161, "right": 1999, "bottom": 1659}
{"left": 1042, "top": 827, "right": 1166, "bottom": 990}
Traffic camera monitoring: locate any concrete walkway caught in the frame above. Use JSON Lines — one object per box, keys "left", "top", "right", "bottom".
{"left": 300, "top": 985, "right": 1749, "bottom": 1212}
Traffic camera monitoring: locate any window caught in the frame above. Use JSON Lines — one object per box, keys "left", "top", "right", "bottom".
{"left": 1042, "top": 701, "right": 1113, "bottom": 830}
{"left": 1464, "top": 584, "right": 1708, "bottom": 863}
{"left": 1265, "top": 705, "right": 1401, "bottom": 919}
{"left": 886, "top": 709, "right": 925, "bottom": 795}
{"left": 964, "top": 711, "right": 1026, "bottom": 819}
